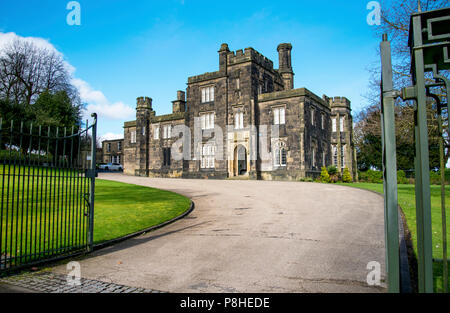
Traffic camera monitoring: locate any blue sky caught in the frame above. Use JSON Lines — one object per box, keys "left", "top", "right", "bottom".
{"left": 0, "top": 0, "right": 382, "bottom": 140}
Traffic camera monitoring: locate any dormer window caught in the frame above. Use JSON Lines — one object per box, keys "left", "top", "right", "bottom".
{"left": 201, "top": 86, "right": 214, "bottom": 103}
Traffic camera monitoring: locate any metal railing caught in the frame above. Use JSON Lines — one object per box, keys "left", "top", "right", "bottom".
{"left": 0, "top": 114, "right": 97, "bottom": 273}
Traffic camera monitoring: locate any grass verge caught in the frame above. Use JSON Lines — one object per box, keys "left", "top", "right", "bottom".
{"left": 337, "top": 182, "right": 449, "bottom": 292}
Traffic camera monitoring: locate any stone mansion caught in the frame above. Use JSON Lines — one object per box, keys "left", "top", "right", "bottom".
{"left": 121, "top": 43, "right": 356, "bottom": 180}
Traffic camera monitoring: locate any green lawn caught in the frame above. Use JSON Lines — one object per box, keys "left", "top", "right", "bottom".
{"left": 338, "top": 182, "right": 449, "bottom": 292}
{"left": 93, "top": 179, "right": 191, "bottom": 244}
{"left": 1, "top": 164, "right": 191, "bottom": 266}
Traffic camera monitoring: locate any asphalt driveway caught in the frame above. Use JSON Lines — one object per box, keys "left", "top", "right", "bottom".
{"left": 52, "top": 173, "right": 386, "bottom": 293}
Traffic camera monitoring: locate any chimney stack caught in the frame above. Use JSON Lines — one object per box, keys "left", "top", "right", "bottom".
{"left": 277, "top": 43, "right": 294, "bottom": 90}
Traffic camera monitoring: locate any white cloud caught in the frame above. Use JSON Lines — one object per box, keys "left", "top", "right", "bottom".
{"left": 0, "top": 32, "right": 76, "bottom": 74}
{"left": 72, "top": 78, "right": 134, "bottom": 120}
{"left": 99, "top": 132, "right": 124, "bottom": 143}
{"left": 0, "top": 32, "right": 134, "bottom": 120}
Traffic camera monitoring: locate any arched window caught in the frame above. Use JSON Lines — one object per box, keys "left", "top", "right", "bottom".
{"left": 274, "top": 142, "right": 287, "bottom": 167}
{"left": 281, "top": 148, "right": 287, "bottom": 166}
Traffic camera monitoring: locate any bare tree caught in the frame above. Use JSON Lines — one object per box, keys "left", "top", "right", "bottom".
{"left": 356, "top": 0, "right": 450, "bottom": 170}
{"left": 0, "top": 39, "right": 75, "bottom": 106}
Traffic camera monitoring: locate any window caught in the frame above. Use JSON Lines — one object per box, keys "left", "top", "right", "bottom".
{"left": 274, "top": 143, "right": 287, "bottom": 167}
{"left": 332, "top": 118, "right": 336, "bottom": 132}
{"left": 163, "top": 125, "right": 172, "bottom": 139}
{"left": 273, "top": 107, "right": 285, "bottom": 125}
{"left": 200, "top": 113, "right": 215, "bottom": 130}
{"left": 311, "top": 108, "right": 315, "bottom": 125}
{"left": 322, "top": 151, "right": 326, "bottom": 166}
{"left": 340, "top": 117, "right": 345, "bottom": 132}
{"left": 118, "top": 141, "right": 122, "bottom": 151}
{"left": 312, "top": 148, "right": 315, "bottom": 168}
{"left": 201, "top": 144, "right": 215, "bottom": 169}
{"left": 130, "top": 131, "right": 136, "bottom": 144}
{"left": 333, "top": 145, "right": 338, "bottom": 166}
{"left": 235, "top": 112, "right": 244, "bottom": 130}
{"left": 236, "top": 78, "right": 240, "bottom": 89}
{"left": 341, "top": 145, "right": 345, "bottom": 168}
{"left": 201, "top": 86, "right": 215, "bottom": 103}
{"left": 321, "top": 114, "right": 325, "bottom": 130}
{"left": 153, "top": 126, "right": 160, "bottom": 140}
{"left": 107, "top": 143, "right": 111, "bottom": 152}
{"left": 163, "top": 148, "right": 171, "bottom": 166}
{"left": 116, "top": 155, "right": 121, "bottom": 164}
{"left": 258, "top": 84, "right": 263, "bottom": 95}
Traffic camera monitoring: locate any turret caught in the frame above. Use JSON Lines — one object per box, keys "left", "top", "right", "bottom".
{"left": 136, "top": 96, "right": 152, "bottom": 176}
{"left": 277, "top": 43, "right": 294, "bottom": 90}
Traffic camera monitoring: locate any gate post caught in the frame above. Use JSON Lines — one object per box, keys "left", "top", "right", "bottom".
{"left": 410, "top": 13, "right": 434, "bottom": 293}
{"left": 88, "top": 113, "right": 97, "bottom": 251}
{"left": 380, "top": 34, "right": 400, "bottom": 293}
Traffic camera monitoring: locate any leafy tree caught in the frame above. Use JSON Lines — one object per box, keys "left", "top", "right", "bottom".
{"left": 32, "top": 90, "right": 81, "bottom": 128}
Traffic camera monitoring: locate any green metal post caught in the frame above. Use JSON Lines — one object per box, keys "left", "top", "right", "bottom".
{"left": 380, "top": 34, "right": 400, "bottom": 293}
{"left": 88, "top": 113, "right": 97, "bottom": 251}
{"left": 438, "top": 113, "right": 448, "bottom": 293}
{"left": 411, "top": 14, "right": 434, "bottom": 293}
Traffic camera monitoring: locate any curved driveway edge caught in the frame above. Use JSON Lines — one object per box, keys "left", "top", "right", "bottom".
{"left": 51, "top": 173, "right": 387, "bottom": 293}
{"left": 94, "top": 201, "right": 195, "bottom": 251}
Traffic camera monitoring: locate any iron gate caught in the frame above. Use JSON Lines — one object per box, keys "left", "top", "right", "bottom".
{"left": 381, "top": 7, "right": 449, "bottom": 293}
{"left": 0, "top": 113, "right": 97, "bottom": 273}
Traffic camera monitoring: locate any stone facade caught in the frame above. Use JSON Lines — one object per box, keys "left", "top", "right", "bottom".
{"left": 123, "top": 43, "right": 355, "bottom": 180}
{"left": 102, "top": 139, "right": 124, "bottom": 164}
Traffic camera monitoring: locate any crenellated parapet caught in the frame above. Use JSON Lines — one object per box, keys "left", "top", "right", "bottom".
{"left": 227, "top": 47, "right": 274, "bottom": 71}
{"left": 330, "top": 96, "right": 351, "bottom": 110}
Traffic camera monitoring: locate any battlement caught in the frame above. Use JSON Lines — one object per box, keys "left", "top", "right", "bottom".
{"left": 227, "top": 46, "right": 274, "bottom": 70}
{"left": 330, "top": 96, "right": 351, "bottom": 109}
{"left": 136, "top": 96, "right": 152, "bottom": 110}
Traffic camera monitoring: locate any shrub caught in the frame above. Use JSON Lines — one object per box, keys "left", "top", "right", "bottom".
{"left": 342, "top": 167, "right": 353, "bottom": 183}
{"left": 320, "top": 166, "right": 331, "bottom": 183}
{"left": 397, "top": 170, "right": 408, "bottom": 184}
{"left": 327, "top": 165, "right": 338, "bottom": 176}
{"left": 358, "top": 169, "right": 383, "bottom": 183}
{"left": 327, "top": 166, "right": 340, "bottom": 183}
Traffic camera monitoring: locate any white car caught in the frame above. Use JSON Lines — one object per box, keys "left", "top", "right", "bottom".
{"left": 99, "top": 163, "right": 123, "bottom": 171}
